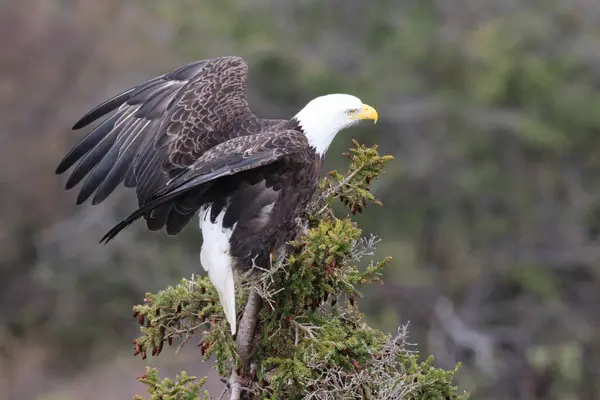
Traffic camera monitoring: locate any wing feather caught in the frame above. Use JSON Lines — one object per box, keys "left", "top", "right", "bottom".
{"left": 92, "top": 120, "right": 155, "bottom": 205}
{"left": 77, "top": 149, "right": 119, "bottom": 205}
{"left": 71, "top": 87, "right": 139, "bottom": 130}
{"left": 147, "top": 204, "right": 174, "bottom": 231}
{"left": 69, "top": 112, "right": 139, "bottom": 200}
{"left": 64, "top": 121, "right": 122, "bottom": 190}
{"left": 71, "top": 58, "right": 208, "bottom": 129}
{"left": 57, "top": 56, "right": 255, "bottom": 208}
{"left": 56, "top": 111, "right": 122, "bottom": 175}
{"left": 133, "top": 83, "right": 179, "bottom": 118}
{"left": 124, "top": 165, "right": 137, "bottom": 188}
{"left": 99, "top": 131, "right": 310, "bottom": 244}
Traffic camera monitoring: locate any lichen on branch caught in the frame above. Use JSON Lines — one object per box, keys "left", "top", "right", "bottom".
{"left": 132, "top": 141, "right": 468, "bottom": 399}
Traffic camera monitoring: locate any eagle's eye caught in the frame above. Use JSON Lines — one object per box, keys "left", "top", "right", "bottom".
{"left": 347, "top": 109, "right": 356, "bottom": 115}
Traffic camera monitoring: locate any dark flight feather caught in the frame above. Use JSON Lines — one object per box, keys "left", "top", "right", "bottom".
{"left": 146, "top": 204, "right": 174, "bottom": 231}
{"left": 165, "top": 208, "right": 196, "bottom": 236}
{"left": 70, "top": 114, "right": 140, "bottom": 202}
{"left": 57, "top": 56, "right": 317, "bottom": 242}
{"left": 57, "top": 56, "right": 254, "bottom": 208}
{"left": 56, "top": 111, "right": 122, "bottom": 175}
{"left": 91, "top": 120, "right": 154, "bottom": 204}
{"left": 71, "top": 87, "right": 138, "bottom": 130}
{"left": 64, "top": 124, "right": 121, "bottom": 190}
{"left": 99, "top": 131, "right": 310, "bottom": 244}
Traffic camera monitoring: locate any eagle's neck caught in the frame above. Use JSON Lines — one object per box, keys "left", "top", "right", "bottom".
{"left": 290, "top": 113, "right": 342, "bottom": 157}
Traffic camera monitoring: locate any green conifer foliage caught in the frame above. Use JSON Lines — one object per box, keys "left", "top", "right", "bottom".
{"left": 132, "top": 141, "right": 467, "bottom": 399}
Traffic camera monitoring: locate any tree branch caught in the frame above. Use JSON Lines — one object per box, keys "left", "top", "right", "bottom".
{"left": 229, "top": 289, "right": 263, "bottom": 400}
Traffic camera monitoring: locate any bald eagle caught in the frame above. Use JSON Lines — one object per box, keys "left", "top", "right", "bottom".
{"left": 56, "top": 56, "right": 378, "bottom": 334}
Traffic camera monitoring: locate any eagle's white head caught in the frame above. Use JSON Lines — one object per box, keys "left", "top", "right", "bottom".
{"left": 294, "top": 94, "right": 378, "bottom": 155}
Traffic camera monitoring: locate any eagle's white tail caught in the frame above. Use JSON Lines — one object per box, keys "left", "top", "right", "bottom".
{"left": 199, "top": 206, "right": 237, "bottom": 335}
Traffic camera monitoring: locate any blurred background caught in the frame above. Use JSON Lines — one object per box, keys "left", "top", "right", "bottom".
{"left": 1, "top": 0, "right": 600, "bottom": 399}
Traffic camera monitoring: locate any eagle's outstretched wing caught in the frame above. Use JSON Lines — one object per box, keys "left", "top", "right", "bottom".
{"left": 99, "top": 131, "right": 310, "bottom": 244}
{"left": 56, "top": 56, "right": 254, "bottom": 208}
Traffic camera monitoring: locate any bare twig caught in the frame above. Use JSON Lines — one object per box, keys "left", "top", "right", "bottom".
{"left": 243, "top": 259, "right": 287, "bottom": 311}
{"left": 302, "top": 325, "right": 418, "bottom": 400}
{"left": 350, "top": 234, "right": 381, "bottom": 262}
{"left": 291, "top": 318, "right": 322, "bottom": 345}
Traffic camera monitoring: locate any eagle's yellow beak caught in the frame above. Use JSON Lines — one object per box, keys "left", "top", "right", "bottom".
{"left": 352, "top": 103, "right": 378, "bottom": 124}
